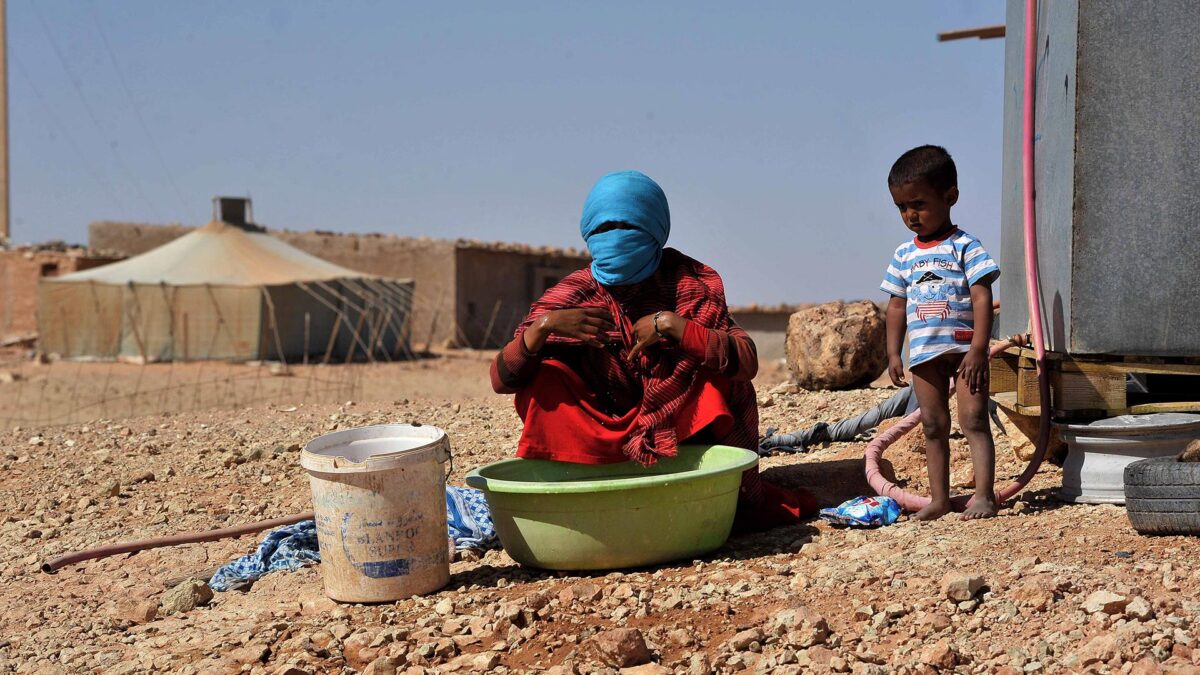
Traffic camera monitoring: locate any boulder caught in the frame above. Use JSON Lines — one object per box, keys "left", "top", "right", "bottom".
{"left": 160, "top": 578, "right": 213, "bottom": 615}
{"left": 591, "top": 628, "right": 652, "bottom": 668}
{"left": 785, "top": 300, "right": 886, "bottom": 390}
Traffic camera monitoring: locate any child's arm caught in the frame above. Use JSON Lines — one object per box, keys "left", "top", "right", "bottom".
{"left": 959, "top": 282, "right": 994, "bottom": 394}
{"left": 885, "top": 296, "right": 908, "bottom": 387}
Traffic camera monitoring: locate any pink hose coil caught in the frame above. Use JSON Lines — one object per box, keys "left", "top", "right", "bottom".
{"left": 865, "top": 0, "right": 1053, "bottom": 512}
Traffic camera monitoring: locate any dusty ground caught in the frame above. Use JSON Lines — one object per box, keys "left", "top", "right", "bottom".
{"left": 1, "top": 354, "right": 1198, "bottom": 674}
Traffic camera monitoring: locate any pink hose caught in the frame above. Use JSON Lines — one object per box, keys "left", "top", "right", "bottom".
{"left": 865, "top": 0, "right": 1053, "bottom": 512}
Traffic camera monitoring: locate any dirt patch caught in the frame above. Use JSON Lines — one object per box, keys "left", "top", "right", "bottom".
{"left": 1, "top": 358, "right": 1197, "bottom": 673}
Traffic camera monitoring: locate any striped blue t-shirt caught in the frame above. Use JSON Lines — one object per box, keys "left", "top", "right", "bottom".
{"left": 880, "top": 228, "right": 1000, "bottom": 368}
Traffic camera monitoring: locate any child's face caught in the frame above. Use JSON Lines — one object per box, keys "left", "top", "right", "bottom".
{"left": 889, "top": 179, "right": 959, "bottom": 240}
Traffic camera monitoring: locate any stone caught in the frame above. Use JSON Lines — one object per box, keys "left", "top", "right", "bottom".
{"left": 921, "top": 613, "right": 953, "bottom": 631}
{"left": 688, "top": 653, "right": 712, "bottom": 675}
{"left": 785, "top": 300, "right": 886, "bottom": 391}
{"left": 435, "top": 598, "right": 455, "bottom": 616}
{"left": 1181, "top": 439, "right": 1200, "bottom": 462}
{"left": 159, "top": 578, "right": 213, "bottom": 615}
{"left": 619, "top": 665, "right": 669, "bottom": 675}
{"left": 560, "top": 582, "right": 603, "bottom": 604}
{"left": 1082, "top": 590, "right": 1129, "bottom": 615}
{"left": 591, "top": 628, "right": 653, "bottom": 668}
{"left": 1129, "top": 657, "right": 1164, "bottom": 675}
{"left": 729, "top": 627, "right": 765, "bottom": 651}
{"left": 941, "top": 572, "right": 985, "bottom": 601}
{"left": 773, "top": 606, "right": 830, "bottom": 648}
{"left": 470, "top": 652, "right": 500, "bottom": 671}
{"left": 344, "top": 633, "right": 381, "bottom": 669}
{"left": 883, "top": 603, "right": 907, "bottom": 619}
{"left": 299, "top": 595, "right": 338, "bottom": 616}
{"left": 444, "top": 650, "right": 500, "bottom": 673}
{"left": 228, "top": 643, "right": 271, "bottom": 666}
{"left": 100, "top": 480, "right": 121, "bottom": 498}
{"left": 1125, "top": 596, "right": 1155, "bottom": 621}
{"left": 114, "top": 599, "right": 158, "bottom": 624}
{"left": 1076, "top": 634, "right": 1119, "bottom": 666}
{"left": 363, "top": 656, "right": 401, "bottom": 675}
{"left": 920, "top": 639, "right": 958, "bottom": 669}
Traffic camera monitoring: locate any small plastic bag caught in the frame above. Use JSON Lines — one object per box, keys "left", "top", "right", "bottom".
{"left": 819, "top": 495, "right": 901, "bottom": 528}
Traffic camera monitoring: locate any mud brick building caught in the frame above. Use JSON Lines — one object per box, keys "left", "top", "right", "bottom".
{"left": 0, "top": 245, "right": 122, "bottom": 342}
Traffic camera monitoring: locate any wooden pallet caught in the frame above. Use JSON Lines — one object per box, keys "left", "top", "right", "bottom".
{"left": 989, "top": 346, "right": 1200, "bottom": 419}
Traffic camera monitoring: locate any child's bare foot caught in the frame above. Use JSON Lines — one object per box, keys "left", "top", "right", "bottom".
{"left": 961, "top": 494, "right": 998, "bottom": 520}
{"left": 912, "top": 500, "right": 952, "bottom": 522}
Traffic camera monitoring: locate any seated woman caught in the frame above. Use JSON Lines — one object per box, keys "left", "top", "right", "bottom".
{"left": 490, "top": 170, "right": 816, "bottom": 528}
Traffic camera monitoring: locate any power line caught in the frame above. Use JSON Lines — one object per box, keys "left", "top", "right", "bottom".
{"left": 11, "top": 50, "right": 130, "bottom": 215}
{"left": 28, "top": 0, "right": 164, "bottom": 221}
{"left": 88, "top": 0, "right": 188, "bottom": 214}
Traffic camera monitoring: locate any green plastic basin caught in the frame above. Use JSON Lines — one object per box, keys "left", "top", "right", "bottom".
{"left": 464, "top": 444, "right": 757, "bottom": 571}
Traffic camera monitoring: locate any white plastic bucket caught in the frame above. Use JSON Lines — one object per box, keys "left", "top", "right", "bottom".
{"left": 300, "top": 424, "right": 451, "bottom": 602}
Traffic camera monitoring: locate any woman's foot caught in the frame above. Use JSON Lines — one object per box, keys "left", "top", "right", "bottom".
{"left": 912, "top": 499, "right": 952, "bottom": 522}
{"left": 961, "top": 494, "right": 998, "bottom": 520}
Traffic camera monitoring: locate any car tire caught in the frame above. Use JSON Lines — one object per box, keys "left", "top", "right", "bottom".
{"left": 1124, "top": 456, "right": 1200, "bottom": 535}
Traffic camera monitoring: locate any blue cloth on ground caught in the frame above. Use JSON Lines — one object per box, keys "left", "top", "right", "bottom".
{"left": 819, "top": 496, "right": 902, "bottom": 528}
{"left": 580, "top": 170, "right": 670, "bottom": 286}
{"left": 445, "top": 484, "right": 496, "bottom": 551}
{"left": 209, "top": 486, "right": 498, "bottom": 592}
{"left": 209, "top": 520, "right": 319, "bottom": 591}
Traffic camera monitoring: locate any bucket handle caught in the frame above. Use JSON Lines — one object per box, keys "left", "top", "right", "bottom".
{"left": 440, "top": 440, "right": 453, "bottom": 485}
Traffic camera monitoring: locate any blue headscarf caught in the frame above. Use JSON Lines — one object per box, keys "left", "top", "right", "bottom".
{"left": 580, "top": 171, "right": 670, "bottom": 286}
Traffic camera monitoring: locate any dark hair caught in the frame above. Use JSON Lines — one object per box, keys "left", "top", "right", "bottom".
{"left": 888, "top": 145, "right": 957, "bottom": 193}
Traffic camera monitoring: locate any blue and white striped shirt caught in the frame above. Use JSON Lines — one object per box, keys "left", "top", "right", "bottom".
{"left": 880, "top": 229, "right": 999, "bottom": 368}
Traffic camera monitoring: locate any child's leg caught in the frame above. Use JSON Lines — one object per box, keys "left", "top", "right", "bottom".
{"left": 956, "top": 363, "right": 998, "bottom": 519}
{"left": 909, "top": 356, "right": 955, "bottom": 521}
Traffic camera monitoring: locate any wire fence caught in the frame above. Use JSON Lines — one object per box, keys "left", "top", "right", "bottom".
{"left": 0, "top": 352, "right": 368, "bottom": 430}
{"left": 0, "top": 277, "right": 535, "bottom": 429}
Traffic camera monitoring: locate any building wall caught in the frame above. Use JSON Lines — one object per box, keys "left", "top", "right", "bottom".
{"left": 88, "top": 222, "right": 194, "bottom": 257}
{"left": 730, "top": 308, "right": 806, "bottom": 362}
{"left": 86, "top": 221, "right": 591, "bottom": 349}
{"left": 272, "top": 232, "right": 457, "bottom": 351}
{"left": 454, "top": 248, "right": 589, "bottom": 348}
{"left": 1, "top": 249, "right": 122, "bottom": 340}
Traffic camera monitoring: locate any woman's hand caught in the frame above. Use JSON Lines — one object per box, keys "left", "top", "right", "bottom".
{"left": 958, "top": 346, "right": 990, "bottom": 395}
{"left": 627, "top": 311, "right": 684, "bottom": 362}
{"left": 888, "top": 354, "right": 908, "bottom": 388}
{"left": 523, "top": 307, "right": 615, "bottom": 352}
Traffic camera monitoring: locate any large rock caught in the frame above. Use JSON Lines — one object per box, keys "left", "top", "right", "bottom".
{"left": 160, "top": 578, "right": 213, "bottom": 615}
{"left": 785, "top": 300, "right": 886, "bottom": 390}
{"left": 591, "top": 628, "right": 652, "bottom": 668}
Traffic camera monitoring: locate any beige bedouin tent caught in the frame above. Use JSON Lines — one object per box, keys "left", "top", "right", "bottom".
{"left": 38, "top": 199, "right": 414, "bottom": 362}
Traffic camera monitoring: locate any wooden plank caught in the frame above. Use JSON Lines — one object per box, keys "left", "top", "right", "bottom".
{"left": 990, "top": 354, "right": 1019, "bottom": 394}
{"left": 1016, "top": 363, "right": 1044, "bottom": 409}
{"left": 1064, "top": 360, "right": 1200, "bottom": 378}
{"left": 937, "top": 25, "right": 1006, "bottom": 41}
{"left": 1128, "top": 401, "right": 1200, "bottom": 414}
{"left": 1053, "top": 369, "right": 1126, "bottom": 412}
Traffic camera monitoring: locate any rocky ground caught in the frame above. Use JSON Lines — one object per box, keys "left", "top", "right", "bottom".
{"left": 0, "top": 355, "right": 1198, "bottom": 674}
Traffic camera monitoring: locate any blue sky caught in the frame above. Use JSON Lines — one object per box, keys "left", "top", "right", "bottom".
{"left": 9, "top": 1, "right": 1006, "bottom": 305}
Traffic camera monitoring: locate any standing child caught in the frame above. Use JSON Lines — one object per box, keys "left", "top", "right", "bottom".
{"left": 880, "top": 145, "right": 1000, "bottom": 521}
